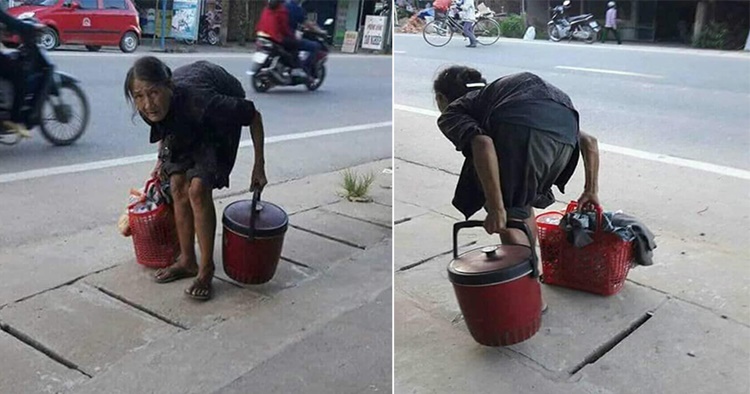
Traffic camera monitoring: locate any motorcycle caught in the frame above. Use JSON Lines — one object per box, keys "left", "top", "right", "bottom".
{"left": 247, "top": 18, "right": 334, "bottom": 93}
{"left": 0, "top": 20, "right": 89, "bottom": 146}
{"left": 183, "top": 14, "right": 220, "bottom": 46}
{"left": 548, "top": 0, "right": 600, "bottom": 44}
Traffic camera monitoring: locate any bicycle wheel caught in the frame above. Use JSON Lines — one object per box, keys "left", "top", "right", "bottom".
{"left": 474, "top": 18, "right": 500, "bottom": 45}
{"left": 423, "top": 19, "right": 453, "bottom": 47}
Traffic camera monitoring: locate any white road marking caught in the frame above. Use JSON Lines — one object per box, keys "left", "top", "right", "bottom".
{"left": 555, "top": 66, "right": 663, "bottom": 79}
{"left": 395, "top": 104, "right": 750, "bottom": 180}
{"left": 393, "top": 33, "right": 750, "bottom": 59}
{"left": 0, "top": 121, "right": 392, "bottom": 185}
{"left": 394, "top": 50, "right": 406, "bottom": 54}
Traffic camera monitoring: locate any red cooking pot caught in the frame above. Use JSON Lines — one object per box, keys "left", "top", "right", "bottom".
{"left": 448, "top": 221, "right": 542, "bottom": 346}
{"left": 222, "top": 190, "right": 288, "bottom": 284}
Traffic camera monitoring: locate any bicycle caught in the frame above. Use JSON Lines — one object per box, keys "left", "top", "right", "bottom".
{"left": 422, "top": 9, "right": 501, "bottom": 47}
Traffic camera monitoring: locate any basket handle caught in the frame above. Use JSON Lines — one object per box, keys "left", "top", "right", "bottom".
{"left": 452, "top": 220, "right": 539, "bottom": 277}
{"left": 126, "top": 177, "right": 160, "bottom": 210}
{"left": 566, "top": 201, "right": 604, "bottom": 233}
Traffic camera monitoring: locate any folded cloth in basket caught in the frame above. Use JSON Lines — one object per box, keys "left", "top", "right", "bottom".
{"left": 560, "top": 211, "right": 656, "bottom": 266}
{"left": 602, "top": 212, "right": 657, "bottom": 266}
{"left": 560, "top": 210, "right": 598, "bottom": 248}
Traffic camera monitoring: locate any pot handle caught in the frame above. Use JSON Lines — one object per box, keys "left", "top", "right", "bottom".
{"left": 452, "top": 220, "right": 484, "bottom": 260}
{"left": 452, "top": 220, "right": 539, "bottom": 278}
{"left": 505, "top": 220, "right": 539, "bottom": 278}
{"left": 248, "top": 189, "right": 261, "bottom": 240}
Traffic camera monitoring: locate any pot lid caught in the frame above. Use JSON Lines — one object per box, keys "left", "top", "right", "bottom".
{"left": 448, "top": 245, "right": 533, "bottom": 286}
{"left": 222, "top": 198, "right": 288, "bottom": 238}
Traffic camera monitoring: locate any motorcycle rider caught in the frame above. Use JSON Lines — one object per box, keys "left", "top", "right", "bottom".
{"left": 0, "top": 8, "right": 42, "bottom": 137}
{"left": 255, "top": 0, "right": 303, "bottom": 77}
{"left": 285, "top": 0, "right": 321, "bottom": 79}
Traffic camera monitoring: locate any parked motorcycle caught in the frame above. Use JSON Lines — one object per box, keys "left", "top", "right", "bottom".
{"left": 548, "top": 0, "right": 600, "bottom": 44}
{"left": 183, "top": 14, "right": 220, "bottom": 46}
{"left": 247, "top": 18, "right": 334, "bottom": 93}
{"left": 0, "top": 20, "right": 89, "bottom": 146}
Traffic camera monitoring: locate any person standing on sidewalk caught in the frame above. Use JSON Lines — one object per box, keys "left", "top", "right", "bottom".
{"left": 601, "top": 1, "right": 622, "bottom": 45}
{"left": 457, "top": 0, "right": 478, "bottom": 47}
{"left": 124, "top": 56, "right": 268, "bottom": 301}
{"left": 433, "top": 66, "right": 601, "bottom": 251}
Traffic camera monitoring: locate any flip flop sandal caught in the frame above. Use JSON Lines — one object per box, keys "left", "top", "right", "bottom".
{"left": 185, "top": 279, "right": 212, "bottom": 301}
{"left": 154, "top": 266, "right": 196, "bottom": 284}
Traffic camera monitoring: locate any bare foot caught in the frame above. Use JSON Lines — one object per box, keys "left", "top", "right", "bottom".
{"left": 154, "top": 257, "right": 198, "bottom": 283}
{"left": 185, "top": 264, "right": 214, "bottom": 301}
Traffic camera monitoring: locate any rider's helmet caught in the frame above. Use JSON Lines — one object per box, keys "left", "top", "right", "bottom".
{"left": 607, "top": 1, "right": 616, "bottom": 8}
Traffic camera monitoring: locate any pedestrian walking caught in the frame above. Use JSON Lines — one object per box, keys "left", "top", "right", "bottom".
{"left": 457, "top": 0, "right": 478, "bottom": 47}
{"left": 601, "top": 1, "right": 622, "bottom": 45}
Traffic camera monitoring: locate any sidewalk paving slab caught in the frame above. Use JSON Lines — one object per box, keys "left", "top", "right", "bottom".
{"left": 0, "top": 225, "right": 130, "bottom": 308}
{"left": 575, "top": 298, "right": 750, "bottom": 394}
{"left": 83, "top": 263, "right": 265, "bottom": 330}
{"left": 322, "top": 200, "right": 392, "bottom": 228}
{"left": 290, "top": 209, "right": 391, "bottom": 250}
{"left": 626, "top": 231, "right": 750, "bottom": 325}
{"left": 72, "top": 239, "right": 392, "bottom": 394}
{"left": 0, "top": 329, "right": 87, "bottom": 394}
{"left": 394, "top": 159, "right": 460, "bottom": 211}
{"left": 265, "top": 226, "right": 361, "bottom": 273}
{"left": 218, "top": 159, "right": 392, "bottom": 215}
{"left": 394, "top": 199, "right": 430, "bottom": 223}
{"left": 395, "top": 112, "right": 463, "bottom": 175}
{"left": 213, "top": 255, "right": 319, "bottom": 296}
{"left": 395, "top": 211, "right": 497, "bottom": 271}
{"left": 395, "top": 290, "right": 581, "bottom": 394}
{"left": 217, "top": 172, "right": 342, "bottom": 216}
{"left": 397, "top": 254, "right": 669, "bottom": 374}
{"left": 214, "top": 287, "right": 392, "bottom": 394}
{"left": 0, "top": 282, "right": 180, "bottom": 377}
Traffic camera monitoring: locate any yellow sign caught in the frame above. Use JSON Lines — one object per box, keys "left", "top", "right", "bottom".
{"left": 342, "top": 31, "right": 358, "bottom": 53}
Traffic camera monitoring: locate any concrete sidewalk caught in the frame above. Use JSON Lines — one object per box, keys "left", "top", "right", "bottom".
{"left": 393, "top": 110, "right": 750, "bottom": 394}
{"left": 0, "top": 159, "right": 393, "bottom": 394}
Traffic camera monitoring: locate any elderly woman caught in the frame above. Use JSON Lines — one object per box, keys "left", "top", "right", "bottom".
{"left": 124, "top": 56, "right": 267, "bottom": 301}
{"left": 433, "top": 65, "right": 601, "bottom": 249}
{"left": 434, "top": 66, "right": 602, "bottom": 313}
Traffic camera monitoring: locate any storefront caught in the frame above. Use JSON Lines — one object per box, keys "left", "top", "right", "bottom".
{"left": 135, "top": 0, "right": 220, "bottom": 38}
{"left": 133, "top": 0, "right": 391, "bottom": 50}
{"left": 519, "top": 0, "right": 748, "bottom": 44}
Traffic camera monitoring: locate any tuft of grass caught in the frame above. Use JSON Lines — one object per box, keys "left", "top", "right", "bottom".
{"left": 340, "top": 169, "right": 376, "bottom": 202}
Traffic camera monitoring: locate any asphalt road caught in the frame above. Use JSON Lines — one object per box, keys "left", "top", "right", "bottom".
{"left": 394, "top": 33, "right": 750, "bottom": 170}
{"left": 0, "top": 52, "right": 392, "bottom": 175}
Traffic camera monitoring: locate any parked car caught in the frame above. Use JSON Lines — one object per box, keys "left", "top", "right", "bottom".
{"left": 2, "top": 0, "right": 141, "bottom": 53}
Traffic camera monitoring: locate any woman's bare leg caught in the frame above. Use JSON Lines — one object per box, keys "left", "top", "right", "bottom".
{"left": 499, "top": 207, "right": 546, "bottom": 312}
{"left": 155, "top": 173, "right": 198, "bottom": 281}
{"left": 186, "top": 177, "right": 215, "bottom": 297}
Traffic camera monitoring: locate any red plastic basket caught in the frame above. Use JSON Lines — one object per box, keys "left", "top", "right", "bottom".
{"left": 536, "top": 201, "right": 634, "bottom": 296}
{"left": 128, "top": 179, "right": 179, "bottom": 269}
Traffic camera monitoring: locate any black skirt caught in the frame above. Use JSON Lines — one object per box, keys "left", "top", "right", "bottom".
{"left": 452, "top": 123, "right": 577, "bottom": 220}
{"left": 159, "top": 125, "right": 243, "bottom": 190}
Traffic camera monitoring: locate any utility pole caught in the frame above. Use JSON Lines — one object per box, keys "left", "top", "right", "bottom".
{"left": 160, "top": 0, "right": 167, "bottom": 50}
